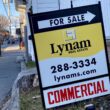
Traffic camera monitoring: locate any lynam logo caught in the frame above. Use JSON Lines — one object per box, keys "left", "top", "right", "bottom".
{"left": 50, "top": 29, "right": 91, "bottom": 56}
{"left": 65, "top": 29, "right": 76, "bottom": 41}
{"left": 50, "top": 39, "right": 91, "bottom": 56}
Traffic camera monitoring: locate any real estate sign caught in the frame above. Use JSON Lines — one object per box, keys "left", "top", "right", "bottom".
{"left": 29, "top": 3, "right": 110, "bottom": 109}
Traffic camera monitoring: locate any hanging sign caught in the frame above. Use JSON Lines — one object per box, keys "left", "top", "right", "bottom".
{"left": 29, "top": 3, "right": 110, "bottom": 109}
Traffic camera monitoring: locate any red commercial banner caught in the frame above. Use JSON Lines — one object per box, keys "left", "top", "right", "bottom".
{"left": 43, "top": 77, "right": 110, "bottom": 108}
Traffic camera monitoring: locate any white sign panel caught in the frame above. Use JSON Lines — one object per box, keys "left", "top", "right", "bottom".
{"left": 43, "top": 77, "right": 110, "bottom": 108}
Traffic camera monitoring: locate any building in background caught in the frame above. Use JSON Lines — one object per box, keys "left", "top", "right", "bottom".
{"left": 14, "top": 0, "right": 110, "bottom": 61}
{"left": 14, "top": 0, "right": 30, "bottom": 61}
{"left": 11, "top": 16, "right": 20, "bottom": 38}
{"left": 14, "top": 0, "right": 26, "bottom": 38}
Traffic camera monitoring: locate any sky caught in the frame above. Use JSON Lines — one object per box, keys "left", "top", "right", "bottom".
{"left": 0, "top": 0, "right": 20, "bottom": 36}
{"left": 0, "top": 0, "right": 19, "bottom": 17}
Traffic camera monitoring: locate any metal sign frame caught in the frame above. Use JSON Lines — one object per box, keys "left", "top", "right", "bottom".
{"left": 28, "top": 2, "right": 110, "bottom": 109}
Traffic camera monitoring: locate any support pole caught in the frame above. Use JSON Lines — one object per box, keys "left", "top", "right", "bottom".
{"left": 8, "top": 0, "right": 11, "bottom": 34}
{"left": 58, "top": 0, "right": 60, "bottom": 10}
{"left": 71, "top": 0, "right": 73, "bottom": 8}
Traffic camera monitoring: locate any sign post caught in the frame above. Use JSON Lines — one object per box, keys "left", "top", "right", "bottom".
{"left": 29, "top": 3, "right": 110, "bottom": 109}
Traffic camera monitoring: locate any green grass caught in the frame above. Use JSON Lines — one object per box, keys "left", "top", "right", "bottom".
{"left": 20, "top": 87, "right": 85, "bottom": 110}
{"left": 20, "top": 86, "right": 110, "bottom": 110}
{"left": 20, "top": 87, "right": 44, "bottom": 110}
{"left": 26, "top": 61, "right": 36, "bottom": 69}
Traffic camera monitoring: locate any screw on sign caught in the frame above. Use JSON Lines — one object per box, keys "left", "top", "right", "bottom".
{"left": 85, "top": 104, "right": 95, "bottom": 110}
